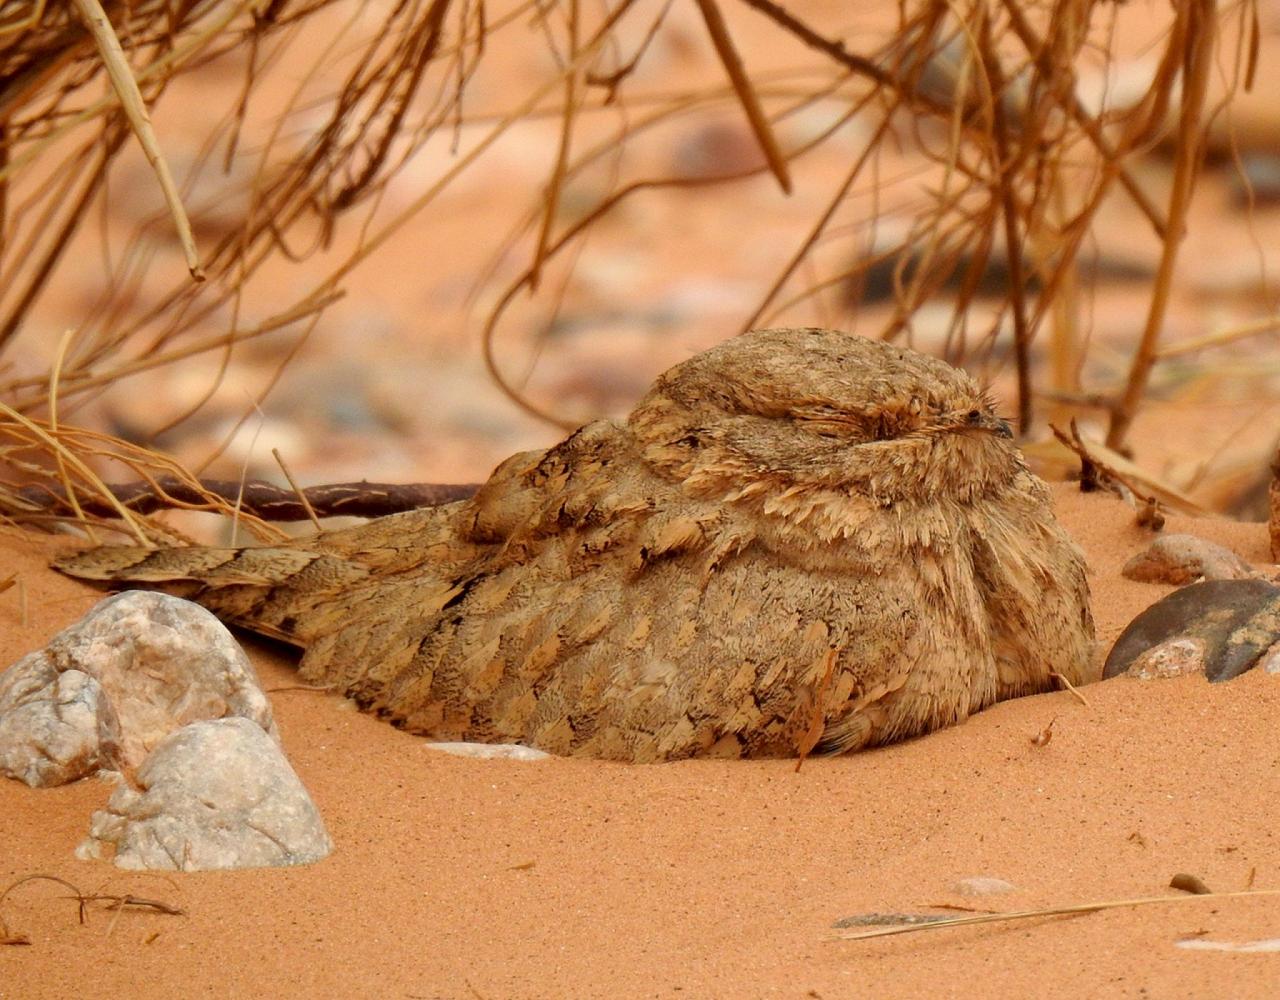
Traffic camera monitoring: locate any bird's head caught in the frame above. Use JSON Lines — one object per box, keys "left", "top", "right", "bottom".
{"left": 628, "top": 327, "right": 1022, "bottom": 506}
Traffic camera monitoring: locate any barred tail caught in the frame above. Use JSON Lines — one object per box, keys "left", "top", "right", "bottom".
{"left": 53, "top": 544, "right": 370, "bottom": 645}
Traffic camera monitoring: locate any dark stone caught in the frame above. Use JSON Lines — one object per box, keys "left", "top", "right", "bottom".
{"left": 1104, "top": 579, "right": 1280, "bottom": 682}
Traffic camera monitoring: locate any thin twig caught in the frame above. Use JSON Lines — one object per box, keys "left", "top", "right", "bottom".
{"left": 17, "top": 476, "right": 480, "bottom": 522}
{"left": 977, "top": 9, "right": 1032, "bottom": 434}
{"left": 0, "top": 873, "right": 184, "bottom": 947}
{"left": 529, "top": 0, "right": 580, "bottom": 293}
{"left": 1158, "top": 314, "right": 1280, "bottom": 359}
{"left": 1051, "top": 420, "right": 1210, "bottom": 517}
{"left": 1106, "top": 0, "right": 1217, "bottom": 449}
{"left": 0, "top": 402, "right": 152, "bottom": 544}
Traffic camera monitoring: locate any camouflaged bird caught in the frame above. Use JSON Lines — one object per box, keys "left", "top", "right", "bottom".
{"left": 55, "top": 328, "right": 1095, "bottom": 762}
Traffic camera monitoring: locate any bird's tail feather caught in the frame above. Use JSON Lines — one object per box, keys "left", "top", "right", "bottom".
{"left": 53, "top": 544, "right": 371, "bottom": 645}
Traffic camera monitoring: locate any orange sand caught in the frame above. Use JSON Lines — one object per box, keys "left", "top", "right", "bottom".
{"left": 3, "top": 485, "right": 1280, "bottom": 998}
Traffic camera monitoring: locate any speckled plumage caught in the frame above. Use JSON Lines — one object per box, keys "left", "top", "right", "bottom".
{"left": 55, "top": 328, "right": 1095, "bottom": 762}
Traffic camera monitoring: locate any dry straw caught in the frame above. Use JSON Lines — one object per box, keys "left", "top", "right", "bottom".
{"left": 0, "top": 0, "right": 1267, "bottom": 533}
{"left": 834, "top": 887, "right": 1280, "bottom": 942}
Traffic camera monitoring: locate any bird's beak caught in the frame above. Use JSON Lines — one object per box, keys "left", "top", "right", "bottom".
{"left": 967, "top": 411, "right": 1014, "bottom": 439}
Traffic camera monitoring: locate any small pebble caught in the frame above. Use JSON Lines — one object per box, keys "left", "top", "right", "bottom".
{"left": 424, "top": 742, "right": 551, "bottom": 761}
{"left": 1177, "top": 938, "right": 1280, "bottom": 953}
{"left": 951, "top": 877, "right": 1017, "bottom": 897}
{"left": 1121, "top": 534, "right": 1256, "bottom": 585}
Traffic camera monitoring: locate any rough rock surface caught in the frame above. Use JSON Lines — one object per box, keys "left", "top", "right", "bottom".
{"left": 1121, "top": 534, "right": 1257, "bottom": 585}
{"left": 0, "top": 591, "right": 277, "bottom": 785}
{"left": 1120, "top": 637, "right": 1209, "bottom": 680}
{"left": 0, "top": 665, "right": 121, "bottom": 786}
{"left": 78, "top": 717, "right": 331, "bottom": 871}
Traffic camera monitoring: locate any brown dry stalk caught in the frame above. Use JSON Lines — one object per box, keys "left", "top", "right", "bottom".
{"left": 69, "top": 0, "right": 204, "bottom": 279}
{"left": 998, "top": 0, "right": 1167, "bottom": 240}
{"left": 529, "top": 0, "right": 581, "bottom": 293}
{"left": 0, "top": 401, "right": 151, "bottom": 544}
{"left": 17, "top": 476, "right": 480, "bottom": 522}
{"left": 1106, "top": 0, "right": 1218, "bottom": 449}
{"left": 271, "top": 447, "right": 322, "bottom": 531}
{"left": 694, "top": 0, "right": 792, "bottom": 195}
{"left": 1158, "top": 314, "right": 1280, "bottom": 359}
{"left": 1050, "top": 420, "right": 1209, "bottom": 517}
{"left": 1050, "top": 671, "right": 1089, "bottom": 708}
{"left": 0, "top": 0, "right": 1256, "bottom": 534}
{"left": 976, "top": 8, "right": 1031, "bottom": 433}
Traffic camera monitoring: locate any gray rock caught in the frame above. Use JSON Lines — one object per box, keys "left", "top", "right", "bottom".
{"left": 0, "top": 591, "right": 277, "bottom": 785}
{"left": 951, "top": 876, "right": 1018, "bottom": 896}
{"left": 1104, "top": 579, "right": 1280, "bottom": 682}
{"left": 1121, "top": 534, "right": 1257, "bottom": 585}
{"left": 424, "top": 741, "right": 551, "bottom": 761}
{"left": 77, "top": 717, "right": 331, "bottom": 871}
{"left": 0, "top": 666, "right": 121, "bottom": 786}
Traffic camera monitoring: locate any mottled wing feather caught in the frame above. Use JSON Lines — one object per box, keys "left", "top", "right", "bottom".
{"left": 55, "top": 416, "right": 918, "bottom": 762}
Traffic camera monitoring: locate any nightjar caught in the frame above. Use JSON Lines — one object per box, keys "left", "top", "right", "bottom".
{"left": 55, "top": 328, "right": 1095, "bottom": 761}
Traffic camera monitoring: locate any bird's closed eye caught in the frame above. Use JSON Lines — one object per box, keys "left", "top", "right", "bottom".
{"left": 797, "top": 414, "right": 859, "bottom": 440}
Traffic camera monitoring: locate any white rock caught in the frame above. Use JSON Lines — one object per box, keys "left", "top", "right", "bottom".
{"left": 951, "top": 877, "right": 1018, "bottom": 897}
{"left": 0, "top": 665, "right": 121, "bottom": 786}
{"left": 78, "top": 717, "right": 331, "bottom": 871}
{"left": 0, "top": 591, "right": 277, "bottom": 785}
{"left": 424, "top": 741, "right": 551, "bottom": 761}
{"left": 1260, "top": 642, "right": 1280, "bottom": 675}
{"left": 1176, "top": 938, "right": 1280, "bottom": 953}
{"left": 1126, "top": 637, "right": 1207, "bottom": 680}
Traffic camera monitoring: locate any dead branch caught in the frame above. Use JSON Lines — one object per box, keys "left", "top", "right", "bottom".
{"left": 0, "top": 872, "right": 184, "bottom": 946}
{"left": 18, "top": 476, "right": 480, "bottom": 522}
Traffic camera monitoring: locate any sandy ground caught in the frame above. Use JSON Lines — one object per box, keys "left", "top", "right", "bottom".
{"left": 8, "top": 4, "right": 1280, "bottom": 996}
{"left": 3, "top": 485, "right": 1280, "bottom": 999}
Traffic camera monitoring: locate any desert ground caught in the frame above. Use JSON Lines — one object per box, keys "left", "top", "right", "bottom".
{"left": 3, "top": 485, "right": 1280, "bottom": 999}
{"left": 7, "top": 2, "right": 1280, "bottom": 997}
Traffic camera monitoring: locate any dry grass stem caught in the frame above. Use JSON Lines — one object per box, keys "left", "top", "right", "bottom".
{"left": 68, "top": 0, "right": 203, "bottom": 279}
{"left": 0, "top": 873, "right": 184, "bottom": 946}
{"left": 1051, "top": 422, "right": 1211, "bottom": 518}
{"left": 16, "top": 474, "right": 479, "bottom": 521}
{"left": 834, "top": 888, "right": 1280, "bottom": 941}
{"left": 694, "top": 0, "right": 792, "bottom": 195}
{"left": 271, "top": 447, "right": 321, "bottom": 532}
{"left": 1159, "top": 315, "right": 1280, "bottom": 360}
{"left": 0, "top": 0, "right": 1262, "bottom": 539}
{"left": 1106, "top": 0, "right": 1218, "bottom": 449}
{"left": 1051, "top": 671, "right": 1090, "bottom": 707}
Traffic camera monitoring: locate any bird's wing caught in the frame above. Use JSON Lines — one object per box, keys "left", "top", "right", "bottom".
{"left": 49, "top": 447, "right": 552, "bottom": 646}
